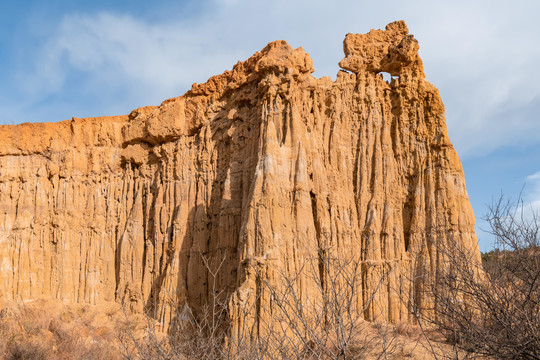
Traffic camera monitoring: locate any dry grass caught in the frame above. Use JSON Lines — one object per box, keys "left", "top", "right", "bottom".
{"left": 0, "top": 300, "right": 124, "bottom": 360}
{"left": 0, "top": 298, "right": 470, "bottom": 360}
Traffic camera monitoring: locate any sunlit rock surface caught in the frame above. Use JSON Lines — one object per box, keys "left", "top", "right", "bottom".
{"left": 0, "top": 21, "right": 479, "bottom": 331}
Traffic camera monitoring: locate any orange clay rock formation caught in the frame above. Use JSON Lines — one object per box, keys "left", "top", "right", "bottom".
{"left": 0, "top": 21, "right": 479, "bottom": 331}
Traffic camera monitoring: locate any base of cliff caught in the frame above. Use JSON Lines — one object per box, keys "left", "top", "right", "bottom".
{"left": 0, "top": 300, "right": 472, "bottom": 360}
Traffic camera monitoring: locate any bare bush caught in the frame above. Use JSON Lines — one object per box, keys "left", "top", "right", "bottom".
{"left": 251, "top": 250, "right": 396, "bottom": 359}
{"left": 120, "top": 250, "right": 409, "bottom": 359}
{"left": 424, "top": 197, "right": 540, "bottom": 360}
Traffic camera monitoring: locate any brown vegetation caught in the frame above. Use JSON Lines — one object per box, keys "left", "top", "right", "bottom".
{"left": 422, "top": 197, "right": 540, "bottom": 360}
{"left": 0, "top": 301, "right": 123, "bottom": 360}
{"left": 117, "top": 252, "right": 456, "bottom": 359}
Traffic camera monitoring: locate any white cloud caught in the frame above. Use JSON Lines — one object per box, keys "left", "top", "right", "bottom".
{"left": 525, "top": 171, "right": 540, "bottom": 214}
{"left": 20, "top": 11, "right": 249, "bottom": 105}
{"left": 9, "top": 0, "right": 540, "bottom": 158}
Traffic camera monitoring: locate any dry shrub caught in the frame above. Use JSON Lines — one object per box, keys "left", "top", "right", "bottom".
{"left": 393, "top": 321, "right": 422, "bottom": 340}
{"left": 249, "top": 251, "right": 397, "bottom": 359}
{"left": 120, "top": 251, "right": 418, "bottom": 360}
{"left": 0, "top": 301, "right": 122, "bottom": 360}
{"left": 424, "top": 197, "right": 540, "bottom": 360}
{"left": 4, "top": 337, "right": 53, "bottom": 360}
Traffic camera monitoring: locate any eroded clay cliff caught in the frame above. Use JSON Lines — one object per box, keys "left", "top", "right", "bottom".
{"left": 0, "top": 21, "right": 479, "bottom": 332}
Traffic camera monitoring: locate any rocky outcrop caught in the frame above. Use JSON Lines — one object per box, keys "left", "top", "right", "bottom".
{"left": 0, "top": 21, "right": 479, "bottom": 331}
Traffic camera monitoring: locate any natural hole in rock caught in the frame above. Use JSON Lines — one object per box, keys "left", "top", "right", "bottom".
{"left": 379, "top": 72, "right": 392, "bottom": 83}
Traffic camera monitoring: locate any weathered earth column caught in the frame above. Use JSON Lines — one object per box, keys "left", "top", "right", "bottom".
{"left": 0, "top": 21, "right": 480, "bottom": 333}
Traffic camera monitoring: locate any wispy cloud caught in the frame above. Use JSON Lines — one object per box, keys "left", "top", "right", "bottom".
{"left": 18, "top": 11, "right": 248, "bottom": 109}
{"left": 524, "top": 171, "right": 540, "bottom": 214}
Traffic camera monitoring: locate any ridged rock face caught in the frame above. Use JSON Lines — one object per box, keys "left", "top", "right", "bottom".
{"left": 0, "top": 21, "right": 479, "bottom": 329}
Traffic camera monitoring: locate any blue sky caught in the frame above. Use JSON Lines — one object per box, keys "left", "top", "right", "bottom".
{"left": 1, "top": 0, "right": 539, "bottom": 251}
